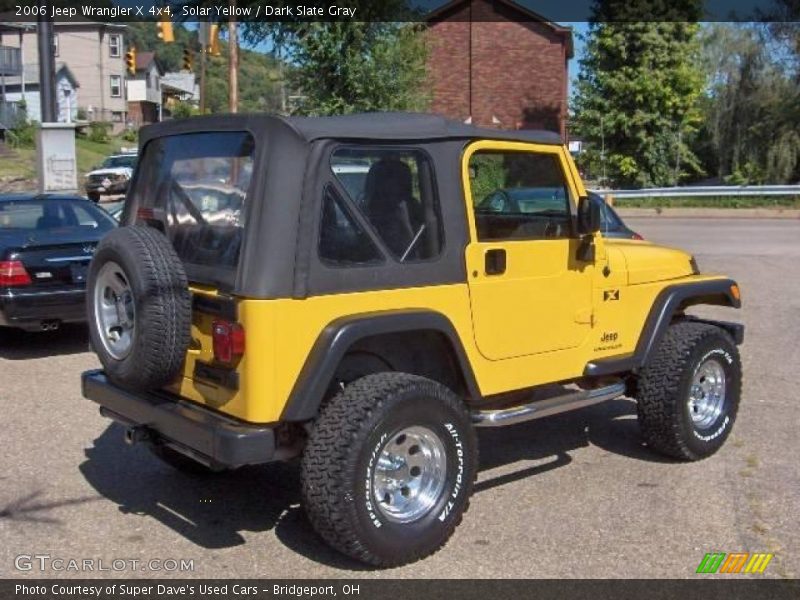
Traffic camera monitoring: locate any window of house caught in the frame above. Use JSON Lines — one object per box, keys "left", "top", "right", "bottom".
{"left": 330, "top": 147, "right": 443, "bottom": 262}
{"left": 53, "top": 33, "right": 59, "bottom": 57}
{"left": 319, "top": 186, "right": 383, "bottom": 266}
{"left": 468, "top": 150, "right": 572, "bottom": 241}
{"left": 110, "top": 75, "right": 121, "bottom": 98}
{"left": 109, "top": 34, "right": 121, "bottom": 58}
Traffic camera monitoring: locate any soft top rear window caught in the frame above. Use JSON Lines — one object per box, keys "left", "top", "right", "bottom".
{"left": 129, "top": 131, "right": 255, "bottom": 287}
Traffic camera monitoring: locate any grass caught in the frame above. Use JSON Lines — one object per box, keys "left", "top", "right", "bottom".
{"left": 614, "top": 195, "right": 800, "bottom": 209}
{"left": 0, "top": 146, "right": 36, "bottom": 184}
{"left": 0, "top": 134, "right": 125, "bottom": 193}
{"left": 75, "top": 136, "right": 125, "bottom": 177}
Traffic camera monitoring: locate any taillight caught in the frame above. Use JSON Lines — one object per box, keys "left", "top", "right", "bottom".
{"left": 212, "top": 320, "right": 245, "bottom": 363}
{"left": 0, "top": 260, "right": 32, "bottom": 287}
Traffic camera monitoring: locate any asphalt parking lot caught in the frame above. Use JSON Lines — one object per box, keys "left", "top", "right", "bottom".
{"left": 1, "top": 217, "right": 798, "bottom": 579}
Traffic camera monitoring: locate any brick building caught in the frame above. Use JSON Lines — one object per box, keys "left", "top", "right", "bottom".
{"left": 426, "top": 0, "right": 573, "bottom": 137}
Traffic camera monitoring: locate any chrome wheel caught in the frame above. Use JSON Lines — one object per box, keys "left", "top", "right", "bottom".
{"left": 372, "top": 426, "right": 447, "bottom": 524}
{"left": 93, "top": 261, "right": 135, "bottom": 360}
{"left": 688, "top": 358, "right": 727, "bottom": 429}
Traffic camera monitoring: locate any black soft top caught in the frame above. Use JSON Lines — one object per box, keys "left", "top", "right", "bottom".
{"left": 138, "top": 112, "right": 562, "bottom": 146}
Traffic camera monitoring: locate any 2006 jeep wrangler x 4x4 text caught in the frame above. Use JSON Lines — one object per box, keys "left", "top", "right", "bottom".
{"left": 83, "top": 113, "right": 743, "bottom": 566}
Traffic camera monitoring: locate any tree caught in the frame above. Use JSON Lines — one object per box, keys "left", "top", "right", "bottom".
{"left": 697, "top": 23, "right": 800, "bottom": 184}
{"left": 242, "top": 22, "right": 428, "bottom": 116}
{"left": 572, "top": 1, "right": 705, "bottom": 187}
{"left": 241, "top": 3, "right": 429, "bottom": 116}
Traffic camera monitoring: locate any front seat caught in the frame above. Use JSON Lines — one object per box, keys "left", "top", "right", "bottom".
{"left": 363, "top": 159, "right": 416, "bottom": 258}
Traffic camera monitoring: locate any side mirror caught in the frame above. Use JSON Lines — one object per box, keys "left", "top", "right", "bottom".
{"left": 577, "top": 196, "right": 601, "bottom": 235}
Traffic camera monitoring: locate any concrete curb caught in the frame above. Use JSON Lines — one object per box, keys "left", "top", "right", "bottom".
{"left": 615, "top": 207, "right": 800, "bottom": 219}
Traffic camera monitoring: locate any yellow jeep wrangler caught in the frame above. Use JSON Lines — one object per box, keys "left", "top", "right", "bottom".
{"left": 82, "top": 113, "right": 743, "bottom": 566}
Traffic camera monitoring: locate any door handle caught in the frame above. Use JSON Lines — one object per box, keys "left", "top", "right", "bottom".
{"left": 485, "top": 248, "right": 506, "bottom": 275}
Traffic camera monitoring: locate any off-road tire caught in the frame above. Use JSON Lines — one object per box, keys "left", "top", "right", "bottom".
{"left": 87, "top": 226, "right": 191, "bottom": 391}
{"left": 150, "top": 443, "right": 223, "bottom": 475}
{"left": 301, "top": 372, "right": 478, "bottom": 567}
{"left": 636, "top": 321, "right": 741, "bottom": 461}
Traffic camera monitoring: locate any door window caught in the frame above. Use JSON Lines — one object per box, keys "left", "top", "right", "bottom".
{"left": 468, "top": 150, "right": 572, "bottom": 241}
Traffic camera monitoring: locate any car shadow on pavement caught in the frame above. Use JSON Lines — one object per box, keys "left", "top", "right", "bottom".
{"left": 0, "top": 324, "right": 90, "bottom": 360}
{"left": 476, "top": 397, "right": 672, "bottom": 495}
{"left": 79, "top": 399, "right": 670, "bottom": 572}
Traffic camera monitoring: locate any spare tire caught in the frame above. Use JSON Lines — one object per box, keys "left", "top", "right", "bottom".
{"left": 87, "top": 226, "right": 191, "bottom": 391}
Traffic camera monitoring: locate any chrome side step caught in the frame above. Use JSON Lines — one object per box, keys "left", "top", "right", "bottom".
{"left": 472, "top": 380, "right": 626, "bottom": 428}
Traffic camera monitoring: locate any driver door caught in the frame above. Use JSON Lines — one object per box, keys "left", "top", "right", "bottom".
{"left": 463, "top": 141, "right": 593, "bottom": 360}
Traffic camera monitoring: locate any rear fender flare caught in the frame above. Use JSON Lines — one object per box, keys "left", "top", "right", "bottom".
{"left": 280, "top": 310, "right": 480, "bottom": 422}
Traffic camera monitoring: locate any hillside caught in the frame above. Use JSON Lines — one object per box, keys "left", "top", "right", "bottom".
{"left": 125, "top": 21, "right": 285, "bottom": 114}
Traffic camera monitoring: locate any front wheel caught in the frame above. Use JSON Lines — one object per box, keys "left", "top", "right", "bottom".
{"left": 636, "top": 321, "right": 742, "bottom": 461}
{"left": 301, "top": 372, "right": 478, "bottom": 567}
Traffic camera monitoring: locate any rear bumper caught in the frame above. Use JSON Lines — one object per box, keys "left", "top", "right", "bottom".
{"left": 82, "top": 370, "right": 276, "bottom": 469}
{"left": 0, "top": 286, "right": 86, "bottom": 330}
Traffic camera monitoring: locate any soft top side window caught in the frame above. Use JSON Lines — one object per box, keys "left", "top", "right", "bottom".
{"left": 330, "top": 147, "right": 443, "bottom": 262}
{"left": 319, "top": 186, "right": 384, "bottom": 267}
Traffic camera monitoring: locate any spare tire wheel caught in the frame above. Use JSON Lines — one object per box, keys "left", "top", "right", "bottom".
{"left": 87, "top": 226, "right": 191, "bottom": 391}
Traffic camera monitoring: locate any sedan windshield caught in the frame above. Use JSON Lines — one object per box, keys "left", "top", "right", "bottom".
{"left": 101, "top": 155, "right": 137, "bottom": 169}
{"left": 0, "top": 198, "right": 117, "bottom": 232}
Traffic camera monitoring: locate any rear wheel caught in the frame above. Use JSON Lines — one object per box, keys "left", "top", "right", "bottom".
{"left": 636, "top": 321, "right": 741, "bottom": 461}
{"left": 301, "top": 372, "right": 477, "bottom": 567}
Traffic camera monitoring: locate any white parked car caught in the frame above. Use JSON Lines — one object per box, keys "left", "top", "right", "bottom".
{"left": 84, "top": 153, "right": 137, "bottom": 203}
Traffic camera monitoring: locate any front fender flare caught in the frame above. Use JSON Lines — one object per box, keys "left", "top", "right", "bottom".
{"left": 585, "top": 278, "right": 742, "bottom": 377}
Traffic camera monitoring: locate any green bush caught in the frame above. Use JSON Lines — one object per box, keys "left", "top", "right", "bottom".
{"left": 7, "top": 120, "right": 36, "bottom": 149}
{"left": 120, "top": 128, "right": 138, "bottom": 143}
{"left": 169, "top": 101, "right": 197, "bottom": 119}
{"left": 88, "top": 121, "right": 111, "bottom": 143}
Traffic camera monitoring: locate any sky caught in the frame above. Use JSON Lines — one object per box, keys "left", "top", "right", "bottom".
{"left": 564, "top": 22, "right": 590, "bottom": 96}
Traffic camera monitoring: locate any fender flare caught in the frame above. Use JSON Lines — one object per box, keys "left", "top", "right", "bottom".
{"left": 280, "top": 309, "right": 481, "bottom": 422}
{"left": 585, "top": 278, "right": 742, "bottom": 377}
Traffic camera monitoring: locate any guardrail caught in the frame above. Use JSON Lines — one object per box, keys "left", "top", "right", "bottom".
{"left": 592, "top": 185, "right": 800, "bottom": 198}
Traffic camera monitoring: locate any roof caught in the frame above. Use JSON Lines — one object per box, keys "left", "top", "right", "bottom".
{"left": 142, "top": 112, "right": 562, "bottom": 145}
{"left": 135, "top": 51, "right": 163, "bottom": 75}
{"left": 427, "top": 0, "right": 573, "bottom": 58}
{"left": 0, "top": 192, "right": 86, "bottom": 201}
{"left": 285, "top": 112, "right": 562, "bottom": 143}
{"left": 161, "top": 72, "right": 196, "bottom": 96}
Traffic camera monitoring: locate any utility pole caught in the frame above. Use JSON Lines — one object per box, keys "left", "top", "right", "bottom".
{"left": 36, "top": 11, "right": 57, "bottom": 122}
{"left": 228, "top": 0, "right": 239, "bottom": 113}
{"left": 199, "top": 22, "right": 207, "bottom": 113}
{"left": 35, "top": 3, "right": 77, "bottom": 193}
{"left": 600, "top": 115, "right": 607, "bottom": 186}
{"left": 674, "top": 128, "right": 682, "bottom": 186}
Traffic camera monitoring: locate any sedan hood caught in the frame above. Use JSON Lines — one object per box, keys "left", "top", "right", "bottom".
{"left": 87, "top": 167, "right": 132, "bottom": 177}
{"left": 608, "top": 239, "right": 695, "bottom": 285}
